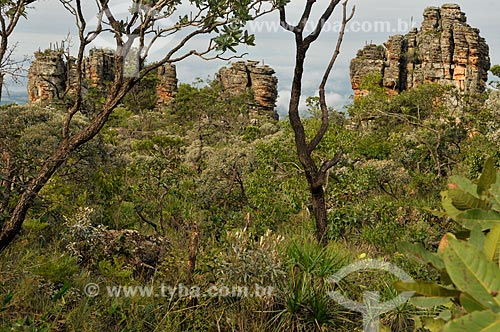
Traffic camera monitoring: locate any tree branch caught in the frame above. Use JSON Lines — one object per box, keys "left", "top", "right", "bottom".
{"left": 297, "top": 0, "right": 315, "bottom": 32}
{"left": 303, "top": 0, "right": 341, "bottom": 45}
{"left": 308, "top": 1, "right": 354, "bottom": 152}
{"left": 135, "top": 206, "right": 159, "bottom": 232}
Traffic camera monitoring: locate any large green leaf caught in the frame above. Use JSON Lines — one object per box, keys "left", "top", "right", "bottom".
{"left": 398, "top": 241, "right": 444, "bottom": 270}
{"left": 415, "top": 316, "right": 446, "bottom": 332}
{"left": 484, "top": 225, "right": 500, "bottom": 264}
{"left": 490, "top": 174, "right": 500, "bottom": 211}
{"left": 442, "top": 310, "right": 500, "bottom": 332}
{"left": 442, "top": 238, "right": 500, "bottom": 312}
{"left": 394, "top": 281, "right": 460, "bottom": 298}
{"left": 448, "top": 189, "right": 488, "bottom": 211}
{"left": 470, "top": 225, "right": 485, "bottom": 251}
{"left": 478, "top": 157, "right": 497, "bottom": 197}
{"left": 460, "top": 292, "right": 489, "bottom": 313}
{"left": 441, "top": 190, "right": 462, "bottom": 220}
{"left": 410, "top": 296, "right": 452, "bottom": 308}
{"left": 448, "top": 175, "right": 478, "bottom": 197}
{"left": 455, "top": 209, "right": 500, "bottom": 230}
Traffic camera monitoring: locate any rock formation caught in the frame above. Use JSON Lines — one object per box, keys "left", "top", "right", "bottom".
{"left": 217, "top": 61, "right": 278, "bottom": 119}
{"left": 68, "top": 226, "right": 169, "bottom": 278}
{"left": 350, "top": 45, "right": 387, "bottom": 97}
{"left": 156, "top": 64, "right": 178, "bottom": 106}
{"left": 83, "top": 48, "right": 115, "bottom": 88}
{"left": 350, "top": 4, "right": 490, "bottom": 97}
{"left": 27, "top": 50, "right": 67, "bottom": 103}
{"left": 28, "top": 50, "right": 279, "bottom": 119}
{"left": 28, "top": 48, "right": 118, "bottom": 103}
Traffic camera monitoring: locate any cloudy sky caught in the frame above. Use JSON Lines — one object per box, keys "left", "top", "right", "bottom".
{"left": 8, "top": 0, "right": 500, "bottom": 116}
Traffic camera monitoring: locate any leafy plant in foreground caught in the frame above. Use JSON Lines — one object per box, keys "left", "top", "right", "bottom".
{"left": 396, "top": 157, "right": 500, "bottom": 331}
{"left": 269, "top": 240, "right": 351, "bottom": 331}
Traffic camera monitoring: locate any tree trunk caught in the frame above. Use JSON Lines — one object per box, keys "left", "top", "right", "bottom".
{"left": 0, "top": 143, "right": 70, "bottom": 252}
{"left": 0, "top": 74, "right": 4, "bottom": 104}
{"left": 186, "top": 221, "right": 200, "bottom": 284}
{"left": 279, "top": 0, "right": 353, "bottom": 246}
{"left": 311, "top": 183, "right": 328, "bottom": 245}
{"left": 0, "top": 150, "right": 13, "bottom": 214}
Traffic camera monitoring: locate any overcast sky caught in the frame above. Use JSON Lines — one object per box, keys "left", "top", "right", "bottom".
{"left": 9, "top": 0, "right": 500, "bottom": 116}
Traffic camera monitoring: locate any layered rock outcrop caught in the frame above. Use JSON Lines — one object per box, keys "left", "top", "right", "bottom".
{"left": 350, "top": 4, "right": 490, "bottom": 97}
{"left": 217, "top": 61, "right": 278, "bottom": 119}
{"left": 27, "top": 50, "right": 67, "bottom": 102}
{"left": 350, "top": 45, "right": 387, "bottom": 97}
{"left": 28, "top": 48, "right": 118, "bottom": 103}
{"left": 83, "top": 48, "right": 115, "bottom": 88}
{"left": 156, "top": 64, "right": 178, "bottom": 106}
{"left": 28, "top": 50, "right": 278, "bottom": 119}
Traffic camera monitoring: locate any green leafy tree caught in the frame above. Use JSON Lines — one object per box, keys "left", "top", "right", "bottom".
{"left": 121, "top": 70, "right": 159, "bottom": 113}
{"left": 0, "top": 105, "right": 116, "bottom": 228}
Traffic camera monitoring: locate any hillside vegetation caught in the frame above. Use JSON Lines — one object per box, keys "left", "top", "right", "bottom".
{"left": 1, "top": 72, "right": 499, "bottom": 331}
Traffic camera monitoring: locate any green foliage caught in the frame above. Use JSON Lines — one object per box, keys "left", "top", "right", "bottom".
{"left": 22, "top": 218, "right": 50, "bottom": 233}
{"left": 98, "top": 257, "right": 133, "bottom": 281}
{"left": 243, "top": 125, "right": 260, "bottom": 142}
{"left": 348, "top": 73, "right": 388, "bottom": 122}
{"left": 491, "top": 65, "right": 500, "bottom": 78}
{"left": 396, "top": 158, "right": 500, "bottom": 331}
{"left": 353, "top": 132, "right": 393, "bottom": 160}
{"left": 4, "top": 45, "right": 500, "bottom": 330}
{"left": 326, "top": 160, "right": 418, "bottom": 245}
{"left": 269, "top": 240, "right": 351, "bottom": 331}
{"left": 443, "top": 310, "right": 500, "bottom": 331}
{"left": 213, "top": 227, "right": 284, "bottom": 286}
{"left": 169, "top": 81, "right": 255, "bottom": 132}
{"left": 441, "top": 157, "right": 500, "bottom": 230}
{"left": 349, "top": 80, "right": 467, "bottom": 182}
{"left": 490, "top": 65, "right": 500, "bottom": 89}
{"left": 122, "top": 70, "right": 159, "bottom": 112}
{"left": 32, "top": 254, "right": 79, "bottom": 285}
{"left": 0, "top": 103, "right": 112, "bottom": 228}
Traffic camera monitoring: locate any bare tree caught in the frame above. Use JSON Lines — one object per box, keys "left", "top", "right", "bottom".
{"left": 280, "top": 0, "right": 354, "bottom": 245}
{"left": 0, "top": 0, "right": 283, "bottom": 252}
{"left": 0, "top": 1, "right": 37, "bottom": 102}
{"left": 0, "top": 43, "right": 30, "bottom": 100}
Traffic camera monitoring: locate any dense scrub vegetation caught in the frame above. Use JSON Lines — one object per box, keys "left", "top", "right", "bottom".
{"left": 1, "top": 72, "right": 499, "bottom": 331}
